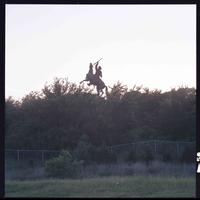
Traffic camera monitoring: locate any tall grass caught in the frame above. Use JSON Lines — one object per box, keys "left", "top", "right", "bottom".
{"left": 5, "top": 159, "right": 44, "bottom": 180}
{"left": 5, "top": 176, "right": 195, "bottom": 197}
{"left": 5, "top": 159, "right": 195, "bottom": 180}
{"left": 79, "top": 161, "right": 195, "bottom": 178}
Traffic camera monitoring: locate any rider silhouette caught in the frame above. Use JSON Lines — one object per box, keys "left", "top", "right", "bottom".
{"left": 95, "top": 62, "right": 102, "bottom": 79}
{"left": 80, "top": 60, "right": 107, "bottom": 96}
{"left": 80, "top": 61, "right": 103, "bottom": 86}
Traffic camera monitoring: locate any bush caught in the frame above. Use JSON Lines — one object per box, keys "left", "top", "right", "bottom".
{"left": 45, "top": 150, "right": 83, "bottom": 178}
{"left": 72, "top": 134, "right": 94, "bottom": 165}
{"left": 73, "top": 136, "right": 117, "bottom": 164}
{"left": 136, "top": 148, "right": 154, "bottom": 165}
{"left": 179, "top": 147, "right": 195, "bottom": 163}
{"left": 116, "top": 151, "right": 130, "bottom": 163}
{"left": 127, "top": 150, "right": 137, "bottom": 163}
{"left": 93, "top": 144, "right": 117, "bottom": 164}
{"left": 162, "top": 151, "right": 174, "bottom": 163}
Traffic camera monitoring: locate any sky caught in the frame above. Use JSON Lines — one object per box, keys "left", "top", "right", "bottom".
{"left": 6, "top": 4, "right": 196, "bottom": 100}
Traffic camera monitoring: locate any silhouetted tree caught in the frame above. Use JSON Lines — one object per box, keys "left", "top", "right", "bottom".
{"left": 5, "top": 77, "right": 196, "bottom": 155}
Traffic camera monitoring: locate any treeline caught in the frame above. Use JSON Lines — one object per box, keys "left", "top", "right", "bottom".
{"left": 5, "top": 78, "right": 196, "bottom": 151}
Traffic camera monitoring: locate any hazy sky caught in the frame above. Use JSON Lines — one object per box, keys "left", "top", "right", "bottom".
{"left": 6, "top": 4, "right": 196, "bottom": 100}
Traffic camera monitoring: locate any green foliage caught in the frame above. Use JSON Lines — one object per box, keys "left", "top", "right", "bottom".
{"left": 73, "top": 134, "right": 94, "bottom": 164}
{"left": 127, "top": 150, "right": 137, "bottom": 163}
{"left": 5, "top": 176, "right": 195, "bottom": 197}
{"left": 5, "top": 77, "right": 196, "bottom": 162}
{"left": 73, "top": 135, "right": 116, "bottom": 164}
{"left": 179, "top": 147, "right": 195, "bottom": 163}
{"left": 93, "top": 144, "right": 117, "bottom": 164}
{"left": 136, "top": 148, "right": 154, "bottom": 165}
{"left": 161, "top": 151, "right": 175, "bottom": 163}
{"left": 45, "top": 150, "right": 83, "bottom": 178}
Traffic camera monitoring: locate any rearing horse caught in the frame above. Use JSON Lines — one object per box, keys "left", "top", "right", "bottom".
{"left": 80, "top": 73, "right": 108, "bottom": 96}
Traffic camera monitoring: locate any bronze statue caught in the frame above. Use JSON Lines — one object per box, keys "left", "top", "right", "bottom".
{"left": 80, "top": 59, "right": 108, "bottom": 96}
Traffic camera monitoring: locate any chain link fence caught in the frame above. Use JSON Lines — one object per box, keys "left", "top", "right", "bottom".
{"left": 5, "top": 140, "right": 195, "bottom": 163}
{"left": 5, "top": 149, "right": 60, "bottom": 163}
{"left": 109, "top": 140, "right": 195, "bottom": 162}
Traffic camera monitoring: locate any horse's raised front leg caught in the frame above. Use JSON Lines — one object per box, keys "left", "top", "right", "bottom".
{"left": 80, "top": 79, "right": 86, "bottom": 84}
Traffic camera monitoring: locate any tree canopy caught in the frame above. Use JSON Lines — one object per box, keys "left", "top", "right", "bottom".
{"left": 5, "top": 77, "right": 196, "bottom": 150}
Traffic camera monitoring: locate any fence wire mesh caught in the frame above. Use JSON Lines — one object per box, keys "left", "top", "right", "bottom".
{"left": 5, "top": 140, "right": 195, "bottom": 163}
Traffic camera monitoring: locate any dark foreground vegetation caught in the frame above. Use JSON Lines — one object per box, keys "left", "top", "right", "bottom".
{"left": 6, "top": 78, "right": 196, "bottom": 169}
{"left": 6, "top": 77, "right": 196, "bottom": 151}
{"left": 5, "top": 157, "right": 195, "bottom": 181}
{"left": 5, "top": 78, "right": 196, "bottom": 197}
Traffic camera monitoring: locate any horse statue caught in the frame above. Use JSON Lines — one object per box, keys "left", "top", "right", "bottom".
{"left": 80, "top": 72, "right": 108, "bottom": 96}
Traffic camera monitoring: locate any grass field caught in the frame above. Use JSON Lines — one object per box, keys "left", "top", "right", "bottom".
{"left": 5, "top": 175, "right": 195, "bottom": 198}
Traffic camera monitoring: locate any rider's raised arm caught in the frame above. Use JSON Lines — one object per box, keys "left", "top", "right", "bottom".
{"left": 95, "top": 62, "right": 98, "bottom": 71}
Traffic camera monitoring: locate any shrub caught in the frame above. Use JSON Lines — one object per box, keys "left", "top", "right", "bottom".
{"left": 94, "top": 144, "right": 117, "bottom": 164}
{"left": 72, "top": 134, "right": 94, "bottom": 165}
{"left": 179, "top": 147, "right": 195, "bottom": 163}
{"left": 73, "top": 136, "right": 117, "bottom": 164}
{"left": 45, "top": 150, "right": 83, "bottom": 178}
{"left": 162, "top": 151, "right": 174, "bottom": 163}
{"left": 116, "top": 151, "right": 130, "bottom": 163}
{"left": 127, "top": 149, "right": 137, "bottom": 163}
{"left": 136, "top": 148, "right": 154, "bottom": 165}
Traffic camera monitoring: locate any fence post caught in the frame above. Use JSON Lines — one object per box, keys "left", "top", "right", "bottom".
{"left": 132, "top": 143, "right": 135, "bottom": 152}
{"left": 154, "top": 140, "right": 157, "bottom": 154}
{"left": 42, "top": 151, "right": 44, "bottom": 162}
{"left": 176, "top": 142, "right": 179, "bottom": 158}
{"left": 17, "top": 150, "right": 20, "bottom": 161}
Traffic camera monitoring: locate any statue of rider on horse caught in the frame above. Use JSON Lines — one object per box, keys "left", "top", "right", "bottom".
{"left": 80, "top": 59, "right": 108, "bottom": 96}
